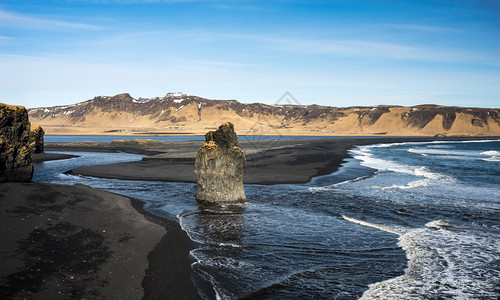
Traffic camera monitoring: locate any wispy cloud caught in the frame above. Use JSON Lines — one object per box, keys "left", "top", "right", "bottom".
{"left": 385, "top": 23, "right": 463, "bottom": 33}
{"left": 268, "top": 37, "right": 498, "bottom": 64}
{"left": 68, "top": 0, "right": 204, "bottom": 3}
{"left": 0, "top": 35, "right": 13, "bottom": 41}
{"left": 273, "top": 38, "right": 416, "bottom": 58}
{"left": 129, "top": 29, "right": 491, "bottom": 64}
{"left": 211, "top": 4, "right": 268, "bottom": 11}
{"left": 91, "top": 28, "right": 497, "bottom": 65}
{"left": 68, "top": 0, "right": 264, "bottom": 5}
{"left": 0, "top": 9, "right": 105, "bottom": 31}
{"left": 194, "top": 60, "right": 256, "bottom": 67}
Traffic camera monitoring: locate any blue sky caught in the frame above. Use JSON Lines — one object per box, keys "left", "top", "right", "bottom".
{"left": 1, "top": 0, "right": 499, "bottom": 108}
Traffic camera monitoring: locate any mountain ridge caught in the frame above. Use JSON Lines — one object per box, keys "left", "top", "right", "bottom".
{"left": 27, "top": 92, "right": 500, "bottom": 136}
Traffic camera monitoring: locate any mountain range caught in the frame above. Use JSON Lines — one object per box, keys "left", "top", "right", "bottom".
{"left": 27, "top": 92, "right": 500, "bottom": 136}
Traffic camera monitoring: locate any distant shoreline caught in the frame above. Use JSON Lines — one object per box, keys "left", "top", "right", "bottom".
{"left": 43, "top": 131, "right": 500, "bottom": 137}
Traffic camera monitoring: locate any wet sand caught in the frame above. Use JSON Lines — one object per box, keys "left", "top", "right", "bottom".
{"left": 0, "top": 182, "right": 200, "bottom": 299}
{"left": 32, "top": 152, "right": 79, "bottom": 163}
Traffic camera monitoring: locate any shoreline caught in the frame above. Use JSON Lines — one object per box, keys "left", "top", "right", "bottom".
{"left": 32, "top": 152, "right": 80, "bottom": 163}
{"left": 126, "top": 195, "right": 206, "bottom": 299}
{"left": 38, "top": 125, "right": 500, "bottom": 137}
{"left": 308, "top": 157, "right": 378, "bottom": 187}
{"left": 55, "top": 136, "right": 500, "bottom": 185}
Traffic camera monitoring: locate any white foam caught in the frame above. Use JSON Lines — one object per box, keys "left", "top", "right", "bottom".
{"left": 406, "top": 147, "right": 500, "bottom": 162}
{"left": 425, "top": 219, "right": 453, "bottom": 228}
{"left": 199, "top": 255, "right": 251, "bottom": 270}
{"left": 177, "top": 213, "right": 206, "bottom": 245}
{"left": 353, "top": 149, "right": 447, "bottom": 180}
{"left": 350, "top": 145, "right": 455, "bottom": 192}
{"left": 341, "top": 215, "right": 405, "bottom": 235}
{"left": 308, "top": 173, "right": 368, "bottom": 191}
{"left": 459, "top": 139, "right": 500, "bottom": 143}
{"left": 377, "top": 178, "right": 431, "bottom": 190}
{"left": 480, "top": 150, "right": 500, "bottom": 162}
{"left": 408, "top": 148, "right": 475, "bottom": 156}
{"left": 414, "top": 166, "right": 445, "bottom": 180}
{"left": 427, "top": 144, "right": 454, "bottom": 149}
{"left": 359, "top": 139, "right": 500, "bottom": 152}
{"left": 218, "top": 242, "right": 242, "bottom": 248}
{"left": 482, "top": 157, "right": 500, "bottom": 162}
{"left": 362, "top": 226, "right": 500, "bottom": 299}
{"left": 480, "top": 150, "right": 500, "bottom": 156}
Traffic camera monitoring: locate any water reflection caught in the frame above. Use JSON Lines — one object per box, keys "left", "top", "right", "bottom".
{"left": 197, "top": 204, "right": 246, "bottom": 247}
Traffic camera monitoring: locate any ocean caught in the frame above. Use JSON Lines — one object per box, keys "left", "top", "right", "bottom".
{"left": 33, "top": 138, "right": 500, "bottom": 299}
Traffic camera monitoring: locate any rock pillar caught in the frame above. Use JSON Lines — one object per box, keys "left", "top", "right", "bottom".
{"left": 0, "top": 103, "right": 34, "bottom": 182}
{"left": 195, "top": 122, "right": 246, "bottom": 203}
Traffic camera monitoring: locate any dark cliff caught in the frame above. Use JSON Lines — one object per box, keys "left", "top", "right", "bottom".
{"left": 0, "top": 103, "right": 33, "bottom": 182}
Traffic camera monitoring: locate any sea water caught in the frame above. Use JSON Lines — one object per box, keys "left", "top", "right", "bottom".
{"left": 33, "top": 139, "right": 500, "bottom": 299}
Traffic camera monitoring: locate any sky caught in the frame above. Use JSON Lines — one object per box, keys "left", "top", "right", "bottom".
{"left": 0, "top": 0, "right": 499, "bottom": 109}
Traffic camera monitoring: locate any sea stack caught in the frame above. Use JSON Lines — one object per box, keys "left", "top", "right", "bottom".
{"left": 195, "top": 122, "right": 246, "bottom": 204}
{"left": 0, "top": 103, "right": 34, "bottom": 182}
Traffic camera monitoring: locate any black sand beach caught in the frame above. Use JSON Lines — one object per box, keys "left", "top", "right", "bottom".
{"left": 32, "top": 153, "right": 79, "bottom": 163}
{"left": 3, "top": 136, "right": 498, "bottom": 299}
{"left": 63, "top": 137, "right": 491, "bottom": 184}
{"left": 0, "top": 182, "right": 200, "bottom": 299}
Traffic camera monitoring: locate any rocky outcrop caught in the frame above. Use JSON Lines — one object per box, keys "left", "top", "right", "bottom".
{"left": 29, "top": 125, "right": 44, "bottom": 154}
{"left": 195, "top": 122, "right": 246, "bottom": 203}
{"left": 0, "top": 103, "right": 33, "bottom": 182}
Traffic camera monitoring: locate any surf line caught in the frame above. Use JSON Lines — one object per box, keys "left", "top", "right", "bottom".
{"left": 340, "top": 215, "right": 406, "bottom": 235}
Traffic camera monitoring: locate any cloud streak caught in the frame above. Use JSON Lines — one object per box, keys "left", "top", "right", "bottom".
{"left": 0, "top": 10, "right": 105, "bottom": 31}
{"left": 176, "top": 31, "right": 498, "bottom": 65}
{"left": 194, "top": 60, "right": 256, "bottom": 67}
{"left": 67, "top": 0, "right": 207, "bottom": 3}
{"left": 70, "top": 27, "right": 499, "bottom": 66}
{"left": 384, "top": 23, "right": 463, "bottom": 33}
{"left": 266, "top": 37, "right": 498, "bottom": 65}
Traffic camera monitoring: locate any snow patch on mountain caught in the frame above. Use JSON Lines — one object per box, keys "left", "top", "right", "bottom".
{"left": 166, "top": 92, "right": 188, "bottom": 98}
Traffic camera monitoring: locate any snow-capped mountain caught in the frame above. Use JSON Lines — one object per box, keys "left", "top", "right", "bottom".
{"left": 27, "top": 92, "right": 500, "bottom": 136}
